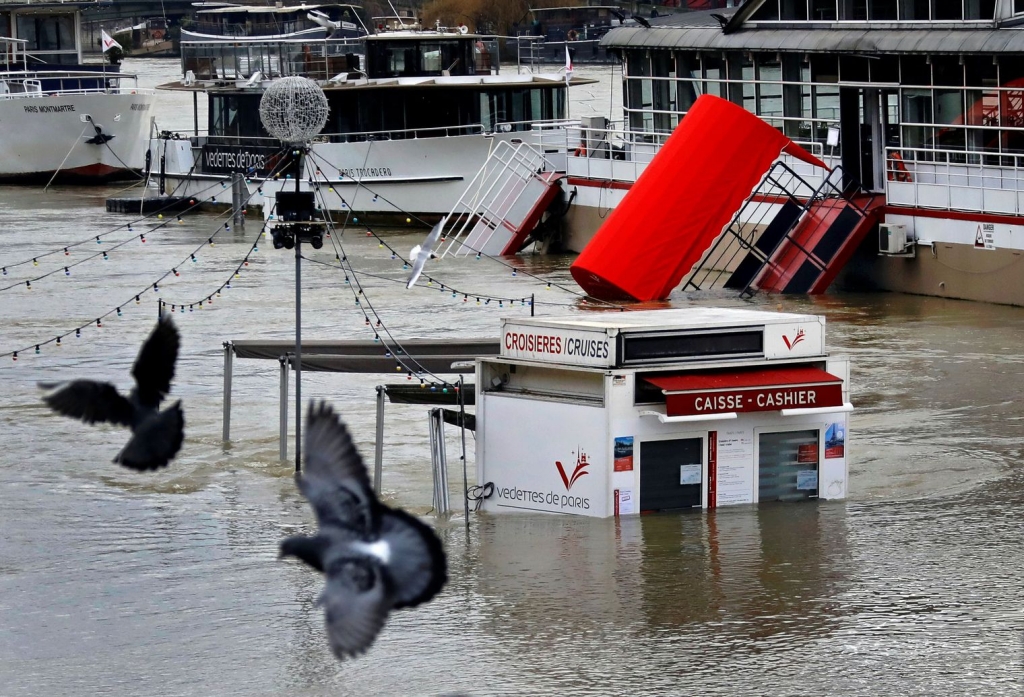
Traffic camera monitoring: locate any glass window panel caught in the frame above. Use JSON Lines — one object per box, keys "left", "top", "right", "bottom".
{"left": 934, "top": 1, "right": 963, "bottom": 19}
{"left": 902, "top": 88, "right": 933, "bottom": 123}
{"left": 811, "top": 0, "right": 837, "bottom": 19}
{"left": 870, "top": 0, "right": 897, "bottom": 19}
{"left": 965, "top": 89, "right": 998, "bottom": 126}
{"left": 934, "top": 89, "right": 965, "bottom": 125}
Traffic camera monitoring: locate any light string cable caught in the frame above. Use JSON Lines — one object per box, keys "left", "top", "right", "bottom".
{"left": 304, "top": 148, "right": 627, "bottom": 310}
{"left": 0, "top": 156, "right": 220, "bottom": 277}
{"left": 308, "top": 174, "right": 458, "bottom": 388}
{"left": 304, "top": 148, "right": 537, "bottom": 306}
{"left": 1, "top": 150, "right": 292, "bottom": 360}
{"left": 0, "top": 178, "right": 240, "bottom": 293}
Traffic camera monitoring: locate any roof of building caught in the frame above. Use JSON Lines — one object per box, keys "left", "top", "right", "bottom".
{"left": 599, "top": 8, "right": 1024, "bottom": 54}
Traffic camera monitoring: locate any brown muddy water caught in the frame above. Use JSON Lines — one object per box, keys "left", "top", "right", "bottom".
{"left": 0, "top": 59, "right": 1022, "bottom": 696}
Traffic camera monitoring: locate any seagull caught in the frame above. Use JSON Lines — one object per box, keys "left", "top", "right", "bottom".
{"left": 631, "top": 14, "right": 651, "bottom": 28}
{"left": 406, "top": 216, "right": 446, "bottom": 289}
{"left": 243, "top": 70, "right": 262, "bottom": 87}
{"left": 280, "top": 401, "right": 447, "bottom": 660}
{"left": 39, "top": 316, "right": 184, "bottom": 471}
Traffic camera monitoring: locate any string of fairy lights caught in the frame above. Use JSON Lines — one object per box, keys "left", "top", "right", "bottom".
{"left": 2, "top": 141, "right": 627, "bottom": 368}
{"left": 304, "top": 149, "right": 626, "bottom": 311}
{"left": 0, "top": 158, "right": 209, "bottom": 276}
{"left": 0, "top": 150, "right": 293, "bottom": 361}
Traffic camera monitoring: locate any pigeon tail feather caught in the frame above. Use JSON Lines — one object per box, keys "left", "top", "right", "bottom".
{"left": 114, "top": 401, "right": 184, "bottom": 471}
{"left": 379, "top": 507, "right": 448, "bottom": 609}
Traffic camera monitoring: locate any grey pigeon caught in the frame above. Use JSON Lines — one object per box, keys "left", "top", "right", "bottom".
{"left": 39, "top": 316, "right": 184, "bottom": 471}
{"left": 280, "top": 401, "right": 447, "bottom": 660}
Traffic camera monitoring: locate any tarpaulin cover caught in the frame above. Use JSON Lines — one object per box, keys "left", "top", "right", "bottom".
{"left": 570, "top": 94, "right": 828, "bottom": 301}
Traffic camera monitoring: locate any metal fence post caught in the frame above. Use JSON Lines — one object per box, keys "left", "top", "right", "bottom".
{"left": 222, "top": 341, "right": 233, "bottom": 443}
{"left": 374, "top": 385, "right": 385, "bottom": 496}
{"left": 279, "top": 354, "right": 290, "bottom": 461}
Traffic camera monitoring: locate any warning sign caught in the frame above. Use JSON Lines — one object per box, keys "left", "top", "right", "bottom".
{"left": 975, "top": 223, "right": 996, "bottom": 250}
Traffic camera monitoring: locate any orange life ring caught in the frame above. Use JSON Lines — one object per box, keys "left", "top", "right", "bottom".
{"left": 567, "top": 29, "right": 579, "bottom": 41}
{"left": 888, "top": 152, "right": 913, "bottom": 183}
{"left": 574, "top": 145, "right": 586, "bottom": 157}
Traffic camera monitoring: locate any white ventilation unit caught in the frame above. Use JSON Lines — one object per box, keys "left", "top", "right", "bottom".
{"left": 879, "top": 223, "right": 914, "bottom": 256}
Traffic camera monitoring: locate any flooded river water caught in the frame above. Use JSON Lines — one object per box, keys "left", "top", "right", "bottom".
{"left": 0, "top": 59, "right": 1022, "bottom": 696}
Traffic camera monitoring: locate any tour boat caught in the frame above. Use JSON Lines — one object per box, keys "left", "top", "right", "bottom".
{"left": 181, "top": 3, "right": 367, "bottom": 42}
{"left": 153, "top": 27, "right": 589, "bottom": 224}
{"left": 0, "top": 2, "right": 156, "bottom": 183}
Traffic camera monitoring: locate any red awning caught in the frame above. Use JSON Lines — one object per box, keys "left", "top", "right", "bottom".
{"left": 644, "top": 366, "right": 843, "bottom": 417}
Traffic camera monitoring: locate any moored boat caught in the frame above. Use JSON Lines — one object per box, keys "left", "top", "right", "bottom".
{"left": 0, "top": 1, "right": 156, "bottom": 183}
{"left": 547, "top": 0, "right": 1024, "bottom": 306}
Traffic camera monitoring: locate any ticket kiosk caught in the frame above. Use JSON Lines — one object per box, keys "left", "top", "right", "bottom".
{"left": 475, "top": 308, "right": 851, "bottom": 517}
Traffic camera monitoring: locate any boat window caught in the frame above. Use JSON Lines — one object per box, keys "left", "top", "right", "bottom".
{"left": 420, "top": 43, "right": 441, "bottom": 72}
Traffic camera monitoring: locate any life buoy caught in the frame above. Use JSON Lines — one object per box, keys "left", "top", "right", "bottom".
{"left": 574, "top": 144, "right": 587, "bottom": 157}
{"left": 887, "top": 151, "right": 913, "bottom": 183}
{"left": 567, "top": 29, "right": 579, "bottom": 41}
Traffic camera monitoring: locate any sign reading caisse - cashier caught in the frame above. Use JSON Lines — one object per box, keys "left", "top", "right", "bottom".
{"left": 501, "top": 325, "right": 614, "bottom": 367}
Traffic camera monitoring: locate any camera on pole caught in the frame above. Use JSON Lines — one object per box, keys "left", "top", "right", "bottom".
{"left": 272, "top": 190, "right": 324, "bottom": 250}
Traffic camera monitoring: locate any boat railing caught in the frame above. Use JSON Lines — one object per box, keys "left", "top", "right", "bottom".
{"left": 886, "top": 145, "right": 1024, "bottom": 215}
{"left": 181, "top": 38, "right": 363, "bottom": 82}
{"left": 0, "top": 70, "right": 149, "bottom": 97}
{"left": 556, "top": 120, "right": 832, "bottom": 186}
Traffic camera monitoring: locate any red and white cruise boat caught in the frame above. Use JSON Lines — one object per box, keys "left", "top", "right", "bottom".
{"left": 536, "top": 0, "right": 1024, "bottom": 306}
{"left": 0, "top": 2, "right": 155, "bottom": 183}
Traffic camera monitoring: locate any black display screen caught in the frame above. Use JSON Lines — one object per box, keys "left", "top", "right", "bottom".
{"left": 619, "top": 330, "right": 763, "bottom": 365}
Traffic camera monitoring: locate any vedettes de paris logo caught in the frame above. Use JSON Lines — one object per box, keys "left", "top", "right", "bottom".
{"left": 556, "top": 448, "right": 590, "bottom": 491}
{"left": 782, "top": 328, "right": 806, "bottom": 350}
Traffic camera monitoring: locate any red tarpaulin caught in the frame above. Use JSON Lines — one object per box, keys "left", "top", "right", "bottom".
{"left": 570, "top": 95, "right": 828, "bottom": 301}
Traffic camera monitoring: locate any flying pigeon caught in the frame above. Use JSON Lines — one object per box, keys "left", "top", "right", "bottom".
{"left": 406, "top": 216, "right": 446, "bottom": 289}
{"left": 280, "top": 401, "right": 447, "bottom": 660}
{"left": 39, "top": 316, "right": 184, "bottom": 471}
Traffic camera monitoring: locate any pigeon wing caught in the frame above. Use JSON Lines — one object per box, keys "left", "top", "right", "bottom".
{"left": 322, "top": 557, "right": 391, "bottom": 659}
{"left": 379, "top": 507, "right": 448, "bottom": 609}
{"left": 405, "top": 217, "right": 445, "bottom": 289}
{"left": 40, "top": 380, "right": 134, "bottom": 427}
{"left": 114, "top": 401, "right": 184, "bottom": 471}
{"left": 132, "top": 317, "right": 180, "bottom": 409}
{"left": 280, "top": 533, "right": 332, "bottom": 573}
{"left": 300, "top": 401, "right": 376, "bottom": 532}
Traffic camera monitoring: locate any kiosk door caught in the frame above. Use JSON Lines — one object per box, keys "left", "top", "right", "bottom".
{"left": 757, "top": 429, "right": 820, "bottom": 502}
{"left": 640, "top": 438, "right": 703, "bottom": 512}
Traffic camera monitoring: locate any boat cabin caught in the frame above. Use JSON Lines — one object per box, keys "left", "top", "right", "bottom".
{"left": 187, "top": 3, "right": 367, "bottom": 39}
{"left": 476, "top": 308, "right": 852, "bottom": 517}
{"left": 0, "top": 0, "right": 84, "bottom": 65}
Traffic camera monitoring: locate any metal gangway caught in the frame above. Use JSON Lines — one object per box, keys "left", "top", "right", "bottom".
{"left": 439, "top": 139, "right": 563, "bottom": 258}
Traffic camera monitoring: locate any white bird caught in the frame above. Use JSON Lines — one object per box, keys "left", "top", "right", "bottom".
{"left": 243, "top": 70, "right": 262, "bottom": 87}
{"left": 406, "top": 216, "right": 446, "bottom": 289}
{"left": 307, "top": 10, "right": 340, "bottom": 31}
{"left": 280, "top": 401, "right": 447, "bottom": 659}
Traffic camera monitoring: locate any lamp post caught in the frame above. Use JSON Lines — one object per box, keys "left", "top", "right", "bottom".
{"left": 258, "top": 76, "right": 330, "bottom": 472}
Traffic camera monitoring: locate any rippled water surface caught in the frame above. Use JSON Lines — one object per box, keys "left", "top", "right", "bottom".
{"left": 0, "top": 59, "right": 1022, "bottom": 696}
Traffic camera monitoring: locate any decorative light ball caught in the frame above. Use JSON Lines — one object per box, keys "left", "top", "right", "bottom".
{"left": 259, "top": 77, "right": 329, "bottom": 144}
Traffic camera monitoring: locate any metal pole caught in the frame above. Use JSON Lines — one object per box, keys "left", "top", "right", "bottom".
{"left": 531, "top": 292, "right": 535, "bottom": 316}
{"left": 295, "top": 237, "right": 302, "bottom": 473}
{"left": 157, "top": 298, "right": 163, "bottom": 320}
{"left": 279, "top": 355, "right": 289, "bottom": 461}
{"left": 222, "top": 341, "right": 233, "bottom": 442}
{"left": 459, "top": 377, "right": 470, "bottom": 529}
{"left": 232, "top": 172, "right": 245, "bottom": 228}
{"left": 294, "top": 146, "right": 305, "bottom": 473}
{"left": 193, "top": 91, "right": 198, "bottom": 137}
{"left": 374, "top": 385, "right": 385, "bottom": 496}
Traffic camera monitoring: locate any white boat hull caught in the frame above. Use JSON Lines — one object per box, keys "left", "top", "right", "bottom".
{"left": 0, "top": 91, "right": 155, "bottom": 182}
{"left": 158, "top": 132, "right": 524, "bottom": 221}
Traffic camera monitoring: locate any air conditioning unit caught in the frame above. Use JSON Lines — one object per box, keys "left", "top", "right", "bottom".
{"left": 879, "top": 223, "right": 914, "bottom": 257}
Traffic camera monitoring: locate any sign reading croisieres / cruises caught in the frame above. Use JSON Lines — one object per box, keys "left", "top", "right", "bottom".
{"left": 501, "top": 323, "right": 613, "bottom": 367}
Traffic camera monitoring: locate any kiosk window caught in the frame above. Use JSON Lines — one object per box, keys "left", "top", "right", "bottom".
{"left": 640, "top": 438, "right": 702, "bottom": 512}
{"left": 758, "top": 430, "right": 819, "bottom": 502}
